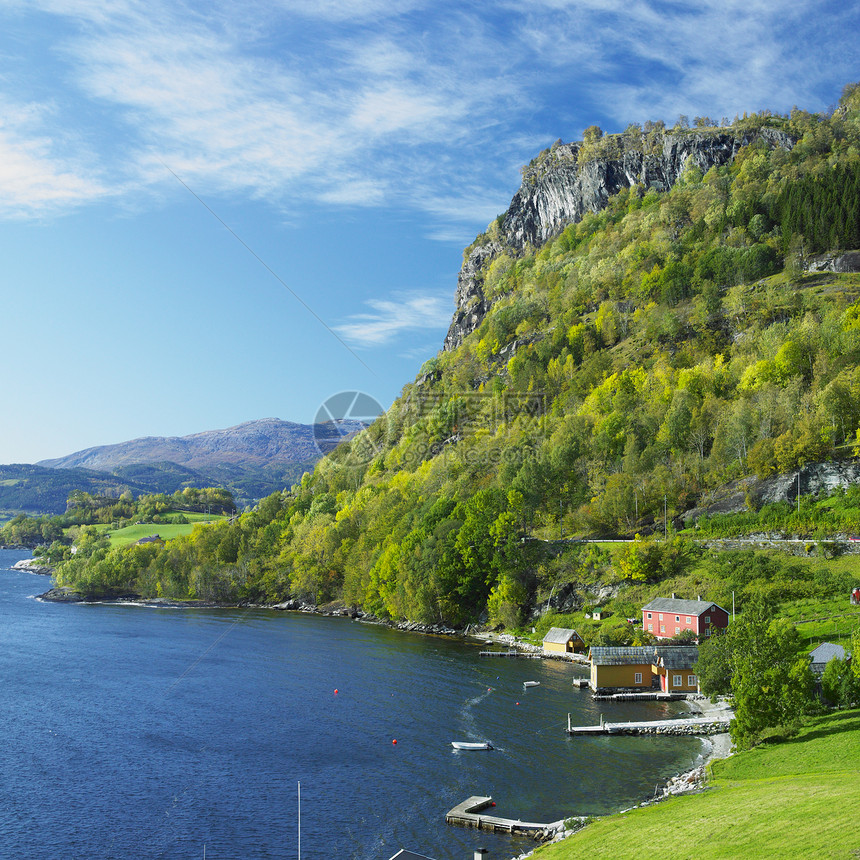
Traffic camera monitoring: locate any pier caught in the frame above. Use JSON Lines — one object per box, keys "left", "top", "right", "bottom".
{"left": 566, "top": 714, "right": 731, "bottom": 736}
{"left": 592, "top": 691, "right": 687, "bottom": 701}
{"left": 478, "top": 650, "right": 541, "bottom": 659}
{"left": 445, "top": 796, "right": 565, "bottom": 839}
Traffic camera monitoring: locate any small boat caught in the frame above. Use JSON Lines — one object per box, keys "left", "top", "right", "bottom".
{"left": 451, "top": 741, "right": 493, "bottom": 751}
{"left": 523, "top": 680, "right": 541, "bottom": 688}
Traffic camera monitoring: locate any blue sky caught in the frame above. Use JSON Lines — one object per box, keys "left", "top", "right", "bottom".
{"left": 0, "top": 0, "right": 858, "bottom": 463}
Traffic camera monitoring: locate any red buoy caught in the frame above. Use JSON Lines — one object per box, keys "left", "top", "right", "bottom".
{"left": 392, "top": 739, "right": 397, "bottom": 745}
{"left": 334, "top": 689, "right": 338, "bottom": 695}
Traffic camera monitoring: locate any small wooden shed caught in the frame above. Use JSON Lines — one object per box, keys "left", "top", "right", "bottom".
{"left": 542, "top": 626, "right": 585, "bottom": 655}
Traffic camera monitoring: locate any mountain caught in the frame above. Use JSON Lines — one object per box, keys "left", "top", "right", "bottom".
{"left": 0, "top": 464, "right": 157, "bottom": 515}
{"left": 52, "top": 83, "right": 860, "bottom": 623}
{"left": 0, "top": 418, "right": 365, "bottom": 514}
{"left": 38, "top": 417, "right": 361, "bottom": 471}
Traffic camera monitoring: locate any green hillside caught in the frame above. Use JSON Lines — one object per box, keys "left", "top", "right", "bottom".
{"left": 52, "top": 84, "right": 860, "bottom": 624}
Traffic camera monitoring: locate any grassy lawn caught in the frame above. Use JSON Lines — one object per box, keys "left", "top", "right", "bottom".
{"left": 777, "top": 593, "right": 860, "bottom": 649}
{"left": 533, "top": 709, "right": 860, "bottom": 860}
{"left": 91, "top": 513, "right": 228, "bottom": 547}
{"left": 104, "top": 523, "right": 199, "bottom": 546}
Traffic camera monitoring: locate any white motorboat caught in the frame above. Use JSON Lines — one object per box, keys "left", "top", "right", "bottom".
{"left": 451, "top": 741, "right": 493, "bottom": 750}
{"left": 523, "top": 680, "right": 541, "bottom": 688}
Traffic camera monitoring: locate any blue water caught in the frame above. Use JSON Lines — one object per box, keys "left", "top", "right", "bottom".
{"left": 0, "top": 548, "right": 703, "bottom": 859}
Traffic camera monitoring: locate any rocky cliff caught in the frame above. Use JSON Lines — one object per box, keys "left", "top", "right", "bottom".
{"left": 444, "top": 126, "right": 796, "bottom": 350}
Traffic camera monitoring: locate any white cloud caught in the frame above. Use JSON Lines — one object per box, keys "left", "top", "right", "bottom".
{"left": 515, "top": 0, "right": 849, "bottom": 128}
{"left": 0, "top": 0, "right": 855, "bottom": 226}
{"left": 270, "top": 0, "right": 424, "bottom": 23}
{"left": 335, "top": 293, "right": 451, "bottom": 347}
{"left": 317, "top": 176, "right": 387, "bottom": 206}
{"left": 0, "top": 99, "right": 108, "bottom": 216}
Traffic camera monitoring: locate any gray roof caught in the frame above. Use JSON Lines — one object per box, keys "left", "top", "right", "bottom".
{"left": 655, "top": 646, "right": 700, "bottom": 669}
{"left": 543, "top": 626, "right": 582, "bottom": 644}
{"left": 809, "top": 642, "right": 847, "bottom": 665}
{"left": 589, "top": 646, "right": 657, "bottom": 665}
{"left": 590, "top": 645, "right": 699, "bottom": 667}
{"left": 642, "top": 597, "right": 725, "bottom": 616}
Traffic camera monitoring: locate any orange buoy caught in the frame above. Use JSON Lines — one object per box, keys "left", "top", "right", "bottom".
{"left": 392, "top": 739, "right": 397, "bottom": 745}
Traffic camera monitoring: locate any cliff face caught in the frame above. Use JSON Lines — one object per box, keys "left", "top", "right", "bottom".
{"left": 444, "top": 127, "right": 796, "bottom": 350}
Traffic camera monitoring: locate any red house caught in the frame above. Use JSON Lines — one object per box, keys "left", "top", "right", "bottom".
{"left": 642, "top": 596, "right": 729, "bottom": 641}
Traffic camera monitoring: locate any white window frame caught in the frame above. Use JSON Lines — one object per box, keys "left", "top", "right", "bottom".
{"left": 675, "top": 626, "right": 680, "bottom": 634}
{"left": 660, "top": 625, "right": 665, "bottom": 633}
{"left": 634, "top": 672, "right": 643, "bottom": 684}
{"left": 672, "top": 674, "right": 683, "bottom": 687}
{"left": 686, "top": 616, "right": 691, "bottom": 623}
{"left": 647, "top": 612, "right": 652, "bottom": 619}
{"left": 647, "top": 623, "right": 653, "bottom": 632}
{"left": 688, "top": 674, "right": 697, "bottom": 686}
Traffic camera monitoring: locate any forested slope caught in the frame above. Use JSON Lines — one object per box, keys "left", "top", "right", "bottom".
{"left": 53, "top": 84, "right": 860, "bottom": 625}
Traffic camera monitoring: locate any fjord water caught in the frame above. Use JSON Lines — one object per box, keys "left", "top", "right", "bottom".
{"left": 0, "top": 549, "right": 703, "bottom": 859}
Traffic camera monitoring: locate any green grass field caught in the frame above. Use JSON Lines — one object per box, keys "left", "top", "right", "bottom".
{"left": 91, "top": 512, "right": 227, "bottom": 547}
{"left": 533, "top": 709, "right": 860, "bottom": 860}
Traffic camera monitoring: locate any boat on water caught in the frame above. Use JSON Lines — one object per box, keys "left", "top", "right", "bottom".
{"left": 451, "top": 741, "right": 493, "bottom": 751}
{"left": 523, "top": 680, "right": 541, "bottom": 688}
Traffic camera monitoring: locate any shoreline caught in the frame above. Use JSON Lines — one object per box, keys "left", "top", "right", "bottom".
{"left": 517, "top": 696, "right": 735, "bottom": 858}
{"left": 26, "top": 568, "right": 735, "bottom": 859}
{"left": 9, "top": 558, "right": 54, "bottom": 576}
{"left": 32, "top": 587, "right": 468, "bottom": 635}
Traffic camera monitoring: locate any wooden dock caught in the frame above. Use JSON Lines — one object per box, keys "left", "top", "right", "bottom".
{"left": 478, "top": 650, "right": 541, "bottom": 659}
{"left": 566, "top": 714, "right": 731, "bottom": 736}
{"left": 445, "top": 796, "right": 564, "bottom": 839}
{"left": 592, "top": 691, "right": 687, "bottom": 701}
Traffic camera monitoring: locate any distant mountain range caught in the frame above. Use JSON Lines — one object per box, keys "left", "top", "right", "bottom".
{"left": 38, "top": 418, "right": 358, "bottom": 471}
{"left": 1, "top": 418, "right": 365, "bottom": 514}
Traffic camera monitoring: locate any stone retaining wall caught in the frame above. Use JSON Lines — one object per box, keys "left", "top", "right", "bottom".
{"left": 607, "top": 721, "right": 730, "bottom": 736}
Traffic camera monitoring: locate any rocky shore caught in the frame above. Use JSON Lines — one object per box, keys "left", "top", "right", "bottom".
{"left": 34, "top": 589, "right": 466, "bottom": 635}
{"left": 35, "top": 587, "right": 226, "bottom": 607}
{"left": 10, "top": 558, "right": 54, "bottom": 576}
